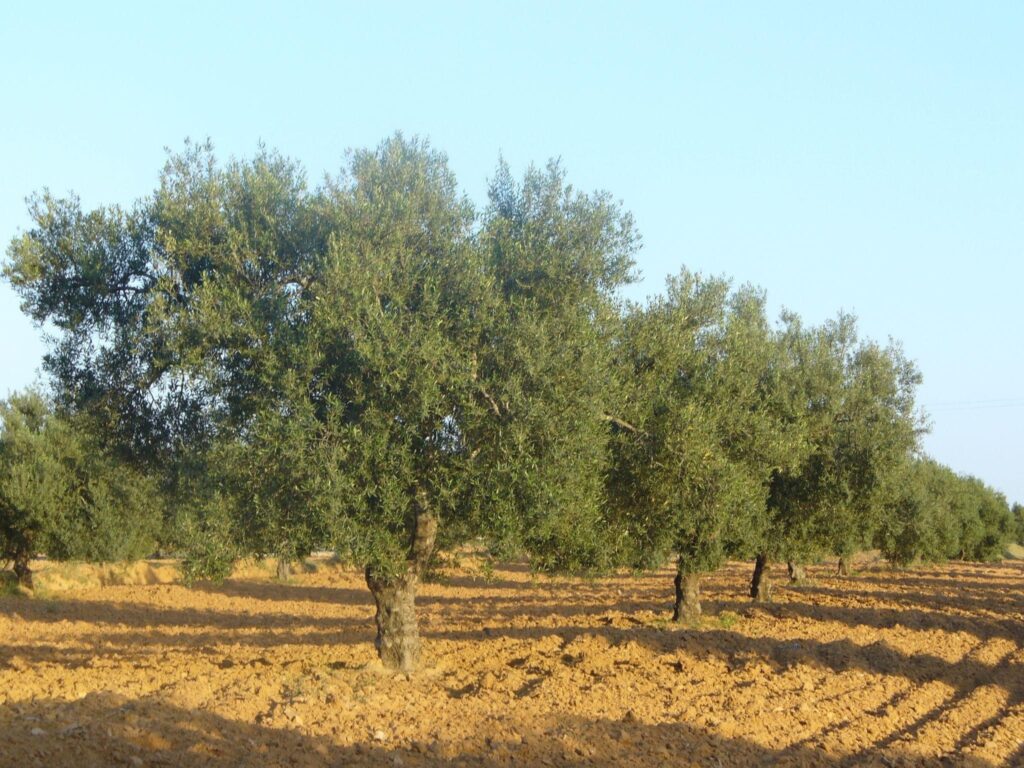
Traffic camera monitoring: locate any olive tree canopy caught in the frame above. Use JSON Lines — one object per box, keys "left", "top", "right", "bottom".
{"left": 4, "top": 135, "right": 638, "bottom": 670}
{"left": 606, "top": 270, "right": 803, "bottom": 620}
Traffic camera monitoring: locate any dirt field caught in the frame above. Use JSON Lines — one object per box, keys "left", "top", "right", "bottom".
{"left": 1, "top": 555, "right": 1023, "bottom": 767}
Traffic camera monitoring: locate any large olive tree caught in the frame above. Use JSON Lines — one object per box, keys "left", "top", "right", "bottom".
{"left": 4, "top": 136, "right": 637, "bottom": 671}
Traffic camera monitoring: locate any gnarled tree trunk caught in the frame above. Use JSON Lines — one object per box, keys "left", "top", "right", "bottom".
{"left": 276, "top": 558, "right": 291, "bottom": 581}
{"left": 837, "top": 556, "right": 850, "bottom": 576}
{"left": 13, "top": 552, "right": 33, "bottom": 590}
{"left": 365, "top": 499, "right": 438, "bottom": 674}
{"left": 750, "top": 554, "right": 773, "bottom": 602}
{"left": 365, "top": 568, "right": 420, "bottom": 672}
{"left": 672, "top": 561, "right": 702, "bottom": 623}
{"left": 787, "top": 561, "right": 807, "bottom": 585}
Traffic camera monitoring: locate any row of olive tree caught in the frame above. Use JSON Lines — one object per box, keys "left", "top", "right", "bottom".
{"left": 3, "top": 135, "right": 1015, "bottom": 670}
{"left": 603, "top": 274, "right": 948, "bottom": 619}
{"left": 875, "top": 457, "right": 1014, "bottom": 566}
{"left": 1013, "top": 503, "right": 1024, "bottom": 546}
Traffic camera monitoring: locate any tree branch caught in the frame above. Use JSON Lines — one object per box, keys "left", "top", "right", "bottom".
{"left": 478, "top": 386, "right": 502, "bottom": 418}
{"left": 602, "top": 413, "right": 646, "bottom": 436}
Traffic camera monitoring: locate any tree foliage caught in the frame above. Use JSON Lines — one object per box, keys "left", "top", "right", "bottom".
{"left": 606, "top": 270, "right": 802, "bottom": 618}
{"left": 875, "top": 457, "right": 1013, "bottom": 566}
{"left": 3, "top": 133, "right": 1014, "bottom": 646}
{"left": 759, "top": 313, "right": 922, "bottom": 573}
{"left": 0, "top": 390, "right": 161, "bottom": 586}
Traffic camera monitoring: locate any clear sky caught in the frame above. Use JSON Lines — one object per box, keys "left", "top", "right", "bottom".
{"left": 1, "top": 3, "right": 1021, "bottom": 503}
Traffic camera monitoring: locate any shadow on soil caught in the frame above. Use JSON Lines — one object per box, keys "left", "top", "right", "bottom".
{"left": 2, "top": 559, "right": 1022, "bottom": 765}
{"left": 0, "top": 692, "right": 1006, "bottom": 768}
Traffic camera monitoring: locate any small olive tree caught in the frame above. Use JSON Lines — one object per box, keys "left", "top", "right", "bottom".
{"left": 0, "top": 390, "right": 161, "bottom": 587}
{"left": 877, "top": 459, "right": 1013, "bottom": 566}
{"left": 1011, "top": 503, "right": 1024, "bottom": 546}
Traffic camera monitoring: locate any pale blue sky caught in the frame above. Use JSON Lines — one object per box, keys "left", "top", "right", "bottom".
{"left": 1, "top": 3, "right": 1021, "bottom": 503}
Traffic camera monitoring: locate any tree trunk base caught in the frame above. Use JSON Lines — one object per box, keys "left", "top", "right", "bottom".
{"left": 366, "top": 569, "right": 421, "bottom": 674}
{"left": 361, "top": 504, "right": 436, "bottom": 674}
{"left": 750, "top": 555, "right": 773, "bottom": 603}
{"left": 672, "top": 570, "right": 702, "bottom": 623}
{"left": 276, "top": 559, "right": 291, "bottom": 581}
{"left": 787, "top": 561, "right": 807, "bottom": 585}
{"left": 13, "top": 556, "right": 33, "bottom": 590}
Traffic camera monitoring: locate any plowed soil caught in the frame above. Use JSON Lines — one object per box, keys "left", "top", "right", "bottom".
{"left": 2, "top": 555, "right": 1023, "bottom": 767}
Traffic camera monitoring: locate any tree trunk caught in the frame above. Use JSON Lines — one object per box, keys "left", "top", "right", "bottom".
{"left": 837, "top": 556, "right": 850, "bottom": 577}
{"left": 13, "top": 552, "right": 33, "bottom": 590}
{"left": 365, "top": 500, "right": 438, "bottom": 673}
{"left": 672, "top": 563, "right": 702, "bottom": 623}
{"left": 750, "top": 554, "right": 773, "bottom": 602}
{"left": 276, "top": 558, "right": 291, "bottom": 581}
{"left": 787, "top": 561, "right": 807, "bottom": 585}
{"left": 365, "top": 569, "right": 420, "bottom": 673}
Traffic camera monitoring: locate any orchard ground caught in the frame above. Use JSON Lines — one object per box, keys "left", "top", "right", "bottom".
{"left": 1, "top": 552, "right": 1023, "bottom": 767}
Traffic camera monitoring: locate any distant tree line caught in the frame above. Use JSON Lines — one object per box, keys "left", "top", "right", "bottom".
{"left": 2, "top": 136, "right": 1017, "bottom": 671}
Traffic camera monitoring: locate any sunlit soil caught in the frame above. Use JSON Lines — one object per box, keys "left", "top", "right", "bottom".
{"left": 1, "top": 554, "right": 1022, "bottom": 767}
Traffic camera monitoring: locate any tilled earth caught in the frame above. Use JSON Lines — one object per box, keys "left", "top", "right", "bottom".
{"left": 1, "top": 555, "right": 1023, "bottom": 767}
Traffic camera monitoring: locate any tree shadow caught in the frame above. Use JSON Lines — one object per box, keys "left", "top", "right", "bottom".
{"left": 709, "top": 595, "right": 1022, "bottom": 647}
{"left": 5, "top": 556, "right": 1018, "bottom": 670}
{"left": 853, "top": 568, "right": 1024, "bottom": 593}
{"left": 428, "top": 620, "right": 1023, "bottom": 765}
{"left": 796, "top": 578, "right": 1024, "bottom": 615}
{"left": 2, "top": 557, "right": 1022, "bottom": 765}
{"left": 0, "top": 692, "right": 1003, "bottom": 767}
{"left": 427, "top": 620, "right": 1023, "bottom": 697}
{"left": 193, "top": 578, "right": 373, "bottom": 606}
{"left": 0, "top": 592, "right": 367, "bottom": 632}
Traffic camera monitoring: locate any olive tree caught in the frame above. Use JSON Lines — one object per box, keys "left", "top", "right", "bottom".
{"left": 606, "top": 271, "right": 801, "bottom": 620}
{"left": 747, "top": 311, "right": 835, "bottom": 600}
{"left": 818, "top": 339, "right": 923, "bottom": 571}
{"left": 752, "top": 313, "right": 921, "bottom": 598}
{"left": 4, "top": 136, "right": 637, "bottom": 671}
{"left": 1011, "top": 503, "right": 1024, "bottom": 546}
{"left": 0, "top": 390, "right": 161, "bottom": 587}
{"left": 874, "top": 458, "right": 957, "bottom": 567}
{"left": 461, "top": 160, "right": 636, "bottom": 574}
{"left": 0, "top": 391, "right": 69, "bottom": 587}
{"left": 874, "top": 458, "right": 1012, "bottom": 566}
{"left": 953, "top": 476, "right": 1013, "bottom": 561}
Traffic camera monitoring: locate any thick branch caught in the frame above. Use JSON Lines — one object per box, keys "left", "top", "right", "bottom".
{"left": 602, "top": 413, "right": 645, "bottom": 436}
{"left": 478, "top": 386, "right": 502, "bottom": 418}
{"left": 409, "top": 490, "right": 438, "bottom": 574}
{"left": 469, "top": 353, "right": 504, "bottom": 419}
